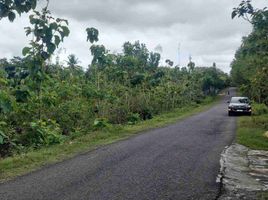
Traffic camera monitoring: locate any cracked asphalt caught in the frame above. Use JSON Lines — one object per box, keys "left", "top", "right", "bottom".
{"left": 0, "top": 89, "right": 236, "bottom": 200}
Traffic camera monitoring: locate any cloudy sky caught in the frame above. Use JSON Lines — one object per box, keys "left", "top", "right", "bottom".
{"left": 0, "top": 0, "right": 266, "bottom": 73}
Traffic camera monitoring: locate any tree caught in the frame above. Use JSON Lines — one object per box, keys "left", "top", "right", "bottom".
{"left": 22, "top": 2, "right": 70, "bottom": 119}
{"left": 66, "top": 54, "right": 80, "bottom": 70}
{"left": 0, "top": 0, "right": 38, "bottom": 22}
{"left": 86, "top": 27, "right": 99, "bottom": 44}
{"left": 148, "top": 52, "right": 160, "bottom": 69}
{"left": 231, "top": 0, "right": 268, "bottom": 104}
{"left": 187, "top": 61, "right": 195, "bottom": 72}
{"left": 165, "top": 59, "right": 174, "bottom": 67}
{"left": 123, "top": 41, "right": 149, "bottom": 68}
{"left": 90, "top": 45, "right": 107, "bottom": 67}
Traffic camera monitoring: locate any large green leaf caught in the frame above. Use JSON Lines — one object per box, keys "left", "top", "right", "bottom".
{"left": 22, "top": 47, "right": 31, "bottom": 56}
{"left": 54, "top": 35, "right": 60, "bottom": 47}
{"left": 0, "top": 135, "right": 4, "bottom": 145}
{"left": 47, "top": 43, "right": 56, "bottom": 54}
{"left": 0, "top": 130, "right": 7, "bottom": 145}
{"left": 0, "top": 91, "right": 12, "bottom": 113}
{"left": 61, "top": 26, "right": 70, "bottom": 37}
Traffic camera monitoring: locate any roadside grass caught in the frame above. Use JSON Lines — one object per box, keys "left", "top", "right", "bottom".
{"left": 236, "top": 104, "right": 268, "bottom": 150}
{"left": 0, "top": 96, "right": 220, "bottom": 182}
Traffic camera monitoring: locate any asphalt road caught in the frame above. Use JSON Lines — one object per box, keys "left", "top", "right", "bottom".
{"left": 0, "top": 89, "right": 236, "bottom": 200}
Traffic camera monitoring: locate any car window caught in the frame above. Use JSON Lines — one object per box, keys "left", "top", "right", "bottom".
{"left": 231, "top": 98, "right": 249, "bottom": 103}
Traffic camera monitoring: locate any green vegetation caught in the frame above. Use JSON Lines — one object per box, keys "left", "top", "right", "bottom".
{"left": 0, "top": 97, "right": 218, "bottom": 182}
{"left": 232, "top": 1, "right": 268, "bottom": 150}
{"left": 237, "top": 103, "right": 268, "bottom": 150}
{"left": 231, "top": 0, "right": 268, "bottom": 104}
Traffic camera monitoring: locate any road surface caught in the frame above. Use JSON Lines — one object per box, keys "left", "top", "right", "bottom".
{"left": 0, "top": 89, "right": 236, "bottom": 200}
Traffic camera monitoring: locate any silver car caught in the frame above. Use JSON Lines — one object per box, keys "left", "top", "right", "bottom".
{"left": 228, "top": 97, "right": 252, "bottom": 116}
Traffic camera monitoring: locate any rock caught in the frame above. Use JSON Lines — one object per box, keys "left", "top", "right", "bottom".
{"left": 218, "top": 144, "right": 268, "bottom": 200}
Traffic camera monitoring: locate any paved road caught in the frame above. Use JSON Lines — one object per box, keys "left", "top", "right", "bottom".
{"left": 0, "top": 89, "right": 236, "bottom": 200}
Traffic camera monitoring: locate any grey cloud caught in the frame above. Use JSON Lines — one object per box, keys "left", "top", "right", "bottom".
{"left": 50, "top": 0, "right": 229, "bottom": 28}
{"left": 1, "top": 0, "right": 267, "bottom": 73}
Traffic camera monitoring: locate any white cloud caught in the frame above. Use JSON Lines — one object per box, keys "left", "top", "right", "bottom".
{"left": 0, "top": 0, "right": 267, "bottom": 73}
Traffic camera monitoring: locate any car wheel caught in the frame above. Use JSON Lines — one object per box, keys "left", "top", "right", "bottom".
{"left": 228, "top": 111, "right": 232, "bottom": 116}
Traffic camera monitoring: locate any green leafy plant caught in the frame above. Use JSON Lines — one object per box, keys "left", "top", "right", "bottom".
{"left": 0, "top": 0, "right": 37, "bottom": 22}
{"left": 253, "top": 103, "right": 268, "bottom": 116}
{"left": 93, "top": 118, "right": 109, "bottom": 129}
{"left": 127, "top": 113, "right": 140, "bottom": 125}
{"left": 0, "top": 129, "right": 7, "bottom": 145}
{"left": 24, "top": 119, "right": 64, "bottom": 147}
{"left": 0, "top": 91, "right": 13, "bottom": 113}
{"left": 231, "top": 1, "right": 268, "bottom": 105}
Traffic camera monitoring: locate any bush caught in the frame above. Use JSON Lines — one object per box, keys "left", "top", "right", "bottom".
{"left": 0, "top": 129, "right": 12, "bottom": 157}
{"left": 253, "top": 103, "right": 268, "bottom": 116}
{"left": 0, "top": 121, "right": 16, "bottom": 157}
{"left": 53, "top": 100, "right": 93, "bottom": 134}
{"left": 138, "top": 107, "right": 153, "bottom": 120}
{"left": 21, "top": 119, "right": 64, "bottom": 148}
{"left": 127, "top": 113, "right": 140, "bottom": 125}
{"left": 93, "top": 118, "right": 109, "bottom": 129}
{"left": 107, "top": 105, "right": 128, "bottom": 124}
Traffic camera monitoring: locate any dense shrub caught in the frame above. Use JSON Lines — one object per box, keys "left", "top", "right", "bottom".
{"left": 20, "top": 120, "right": 64, "bottom": 148}
{"left": 127, "top": 113, "right": 140, "bottom": 125}
{"left": 0, "top": 42, "right": 229, "bottom": 157}
{"left": 93, "top": 118, "right": 109, "bottom": 129}
{"left": 253, "top": 104, "right": 268, "bottom": 116}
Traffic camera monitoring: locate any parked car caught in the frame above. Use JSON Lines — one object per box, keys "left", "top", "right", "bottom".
{"left": 228, "top": 97, "right": 252, "bottom": 116}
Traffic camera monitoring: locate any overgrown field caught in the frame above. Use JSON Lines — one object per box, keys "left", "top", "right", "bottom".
{"left": 0, "top": 41, "right": 229, "bottom": 158}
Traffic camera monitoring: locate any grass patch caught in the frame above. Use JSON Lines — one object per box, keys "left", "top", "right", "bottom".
{"left": 237, "top": 104, "right": 268, "bottom": 150}
{"left": 0, "top": 96, "right": 219, "bottom": 182}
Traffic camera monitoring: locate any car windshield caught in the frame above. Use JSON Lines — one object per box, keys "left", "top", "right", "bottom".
{"left": 231, "top": 97, "right": 249, "bottom": 104}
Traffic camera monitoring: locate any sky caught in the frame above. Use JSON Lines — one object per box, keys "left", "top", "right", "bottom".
{"left": 0, "top": 0, "right": 267, "bottom": 73}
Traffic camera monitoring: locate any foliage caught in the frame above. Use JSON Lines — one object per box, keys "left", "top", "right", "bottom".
{"left": 252, "top": 103, "right": 268, "bottom": 116}
{"left": 231, "top": 0, "right": 268, "bottom": 105}
{"left": 93, "top": 118, "right": 109, "bottom": 129}
{"left": 23, "top": 6, "right": 69, "bottom": 59}
{"left": 127, "top": 113, "right": 140, "bottom": 125}
{"left": 86, "top": 27, "right": 99, "bottom": 43}
{"left": 0, "top": 0, "right": 37, "bottom": 21}
{"left": 0, "top": 90, "right": 13, "bottom": 113}
{"left": 22, "top": 119, "right": 64, "bottom": 147}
